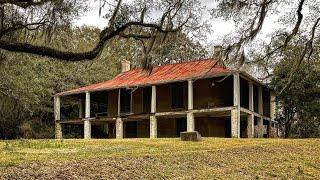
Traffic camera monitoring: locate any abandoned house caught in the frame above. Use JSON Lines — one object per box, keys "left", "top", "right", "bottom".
{"left": 54, "top": 58, "right": 278, "bottom": 139}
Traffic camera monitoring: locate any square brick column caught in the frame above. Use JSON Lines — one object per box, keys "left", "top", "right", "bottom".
{"left": 54, "top": 96, "right": 62, "bottom": 139}
{"left": 116, "top": 117, "right": 123, "bottom": 139}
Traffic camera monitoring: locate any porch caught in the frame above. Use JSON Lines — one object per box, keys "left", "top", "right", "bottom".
{"left": 54, "top": 72, "right": 278, "bottom": 139}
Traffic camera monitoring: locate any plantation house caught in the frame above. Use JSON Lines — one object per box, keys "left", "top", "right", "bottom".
{"left": 54, "top": 58, "right": 278, "bottom": 139}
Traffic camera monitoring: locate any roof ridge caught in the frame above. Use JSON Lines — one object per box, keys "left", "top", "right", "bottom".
{"left": 122, "top": 58, "right": 220, "bottom": 73}
{"left": 56, "top": 58, "right": 228, "bottom": 96}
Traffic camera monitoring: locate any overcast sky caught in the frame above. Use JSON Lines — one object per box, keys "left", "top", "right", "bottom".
{"left": 76, "top": 0, "right": 278, "bottom": 47}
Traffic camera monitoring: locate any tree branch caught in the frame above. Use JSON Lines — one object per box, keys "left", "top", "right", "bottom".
{"left": 279, "top": 17, "right": 320, "bottom": 94}
{"left": 283, "top": 0, "right": 305, "bottom": 48}
{"left": 0, "top": 0, "right": 51, "bottom": 8}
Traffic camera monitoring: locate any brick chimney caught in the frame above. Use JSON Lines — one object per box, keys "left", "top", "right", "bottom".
{"left": 121, "top": 60, "right": 131, "bottom": 73}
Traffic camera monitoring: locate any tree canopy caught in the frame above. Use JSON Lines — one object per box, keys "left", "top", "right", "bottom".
{"left": 0, "top": 0, "right": 205, "bottom": 66}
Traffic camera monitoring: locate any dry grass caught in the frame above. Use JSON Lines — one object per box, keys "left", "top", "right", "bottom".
{"left": 0, "top": 138, "right": 319, "bottom": 179}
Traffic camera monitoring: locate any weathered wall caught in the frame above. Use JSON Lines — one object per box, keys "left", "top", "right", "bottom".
{"left": 156, "top": 82, "right": 188, "bottom": 112}
{"left": 108, "top": 90, "right": 118, "bottom": 117}
{"left": 106, "top": 77, "right": 235, "bottom": 115}
{"left": 157, "top": 118, "right": 178, "bottom": 137}
{"left": 240, "top": 77, "right": 249, "bottom": 109}
{"left": 263, "top": 89, "right": 271, "bottom": 117}
{"left": 195, "top": 117, "right": 230, "bottom": 137}
{"left": 193, "top": 77, "right": 233, "bottom": 110}
{"left": 132, "top": 88, "right": 143, "bottom": 114}
{"left": 137, "top": 120, "right": 150, "bottom": 138}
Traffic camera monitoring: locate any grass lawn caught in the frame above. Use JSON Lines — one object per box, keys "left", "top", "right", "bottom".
{"left": 0, "top": 138, "right": 319, "bottom": 179}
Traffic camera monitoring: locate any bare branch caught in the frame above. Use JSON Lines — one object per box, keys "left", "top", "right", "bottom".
{"left": 279, "top": 17, "right": 320, "bottom": 94}
{"left": 0, "top": 0, "right": 51, "bottom": 8}
{"left": 283, "top": 0, "right": 305, "bottom": 48}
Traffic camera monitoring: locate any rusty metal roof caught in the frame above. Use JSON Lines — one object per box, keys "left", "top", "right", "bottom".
{"left": 57, "top": 58, "right": 232, "bottom": 96}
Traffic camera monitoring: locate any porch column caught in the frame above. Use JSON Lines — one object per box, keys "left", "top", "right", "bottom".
{"left": 257, "top": 87, "right": 264, "bottom": 137}
{"left": 116, "top": 89, "right": 123, "bottom": 139}
{"left": 54, "top": 96, "right": 62, "bottom": 139}
{"left": 187, "top": 80, "right": 195, "bottom": 132}
{"left": 84, "top": 91, "right": 91, "bottom": 139}
{"left": 150, "top": 85, "right": 157, "bottom": 138}
{"left": 247, "top": 82, "right": 254, "bottom": 138}
{"left": 79, "top": 98, "right": 84, "bottom": 119}
{"left": 231, "top": 73, "right": 240, "bottom": 138}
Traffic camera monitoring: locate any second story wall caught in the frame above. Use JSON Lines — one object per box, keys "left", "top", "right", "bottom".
{"left": 193, "top": 76, "right": 233, "bottom": 109}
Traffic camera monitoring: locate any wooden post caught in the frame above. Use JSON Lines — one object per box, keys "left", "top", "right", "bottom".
{"left": 54, "top": 96, "right": 62, "bottom": 139}
{"left": 150, "top": 85, "right": 157, "bottom": 138}
{"left": 231, "top": 73, "right": 240, "bottom": 138}
{"left": 84, "top": 91, "right": 91, "bottom": 139}
{"left": 247, "top": 82, "right": 254, "bottom": 138}
{"left": 187, "top": 80, "right": 195, "bottom": 132}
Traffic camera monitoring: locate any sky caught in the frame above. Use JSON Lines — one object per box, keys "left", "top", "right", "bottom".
{"left": 75, "top": 0, "right": 283, "bottom": 49}
{"left": 75, "top": 0, "right": 236, "bottom": 46}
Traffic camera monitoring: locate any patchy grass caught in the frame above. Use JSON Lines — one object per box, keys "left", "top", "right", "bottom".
{"left": 0, "top": 138, "right": 319, "bottom": 179}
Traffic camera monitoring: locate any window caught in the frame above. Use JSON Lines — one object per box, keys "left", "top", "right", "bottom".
{"left": 120, "top": 89, "right": 132, "bottom": 114}
{"left": 171, "top": 82, "right": 184, "bottom": 109}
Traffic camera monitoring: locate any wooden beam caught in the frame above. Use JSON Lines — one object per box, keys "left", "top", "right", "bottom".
{"left": 240, "top": 107, "right": 271, "bottom": 121}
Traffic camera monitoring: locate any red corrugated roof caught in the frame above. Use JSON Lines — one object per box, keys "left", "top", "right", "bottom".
{"left": 57, "top": 58, "right": 232, "bottom": 96}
